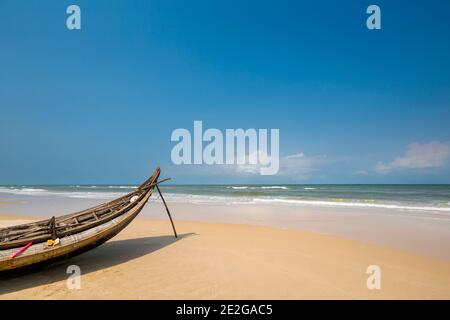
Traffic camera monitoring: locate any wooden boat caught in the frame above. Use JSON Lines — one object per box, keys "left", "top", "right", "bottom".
{"left": 0, "top": 166, "right": 177, "bottom": 272}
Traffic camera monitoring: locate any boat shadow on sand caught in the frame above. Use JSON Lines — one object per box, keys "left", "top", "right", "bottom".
{"left": 0, "top": 232, "right": 195, "bottom": 295}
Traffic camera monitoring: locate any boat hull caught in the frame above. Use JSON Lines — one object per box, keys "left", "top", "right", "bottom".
{"left": 0, "top": 189, "right": 153, "bottom": 273}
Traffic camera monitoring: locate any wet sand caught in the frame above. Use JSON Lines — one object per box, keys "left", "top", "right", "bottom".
{"left": 2, "top": 196, "right": 450, "bottom": 260}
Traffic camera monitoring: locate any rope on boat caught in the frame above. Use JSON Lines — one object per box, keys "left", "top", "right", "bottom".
{"left": 11, "top": 241, "right": 33, "bottom": 258}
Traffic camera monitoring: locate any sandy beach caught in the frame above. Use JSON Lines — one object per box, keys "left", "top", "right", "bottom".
{"left": 2, "top": 0, "right": 449, "bottom": 303}
{"left": 1, "top": 214, "right": 450, "bottom": 299}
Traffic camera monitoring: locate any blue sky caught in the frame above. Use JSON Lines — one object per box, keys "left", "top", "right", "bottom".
{"left": 0, "top": 0, "right": 449, "bottom": 184}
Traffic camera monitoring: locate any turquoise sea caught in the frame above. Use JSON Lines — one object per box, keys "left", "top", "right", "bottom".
{"left": 1, "top": 184, "right": 450, "bottom": 212}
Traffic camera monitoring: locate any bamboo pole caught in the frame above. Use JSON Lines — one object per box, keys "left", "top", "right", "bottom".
{"left": 156, "top": 184, "right": 178, "bottom": 238}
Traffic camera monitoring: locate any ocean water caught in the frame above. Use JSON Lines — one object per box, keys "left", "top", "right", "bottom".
{"left": 1, "top": 184, "right": 450, "bottom": 213}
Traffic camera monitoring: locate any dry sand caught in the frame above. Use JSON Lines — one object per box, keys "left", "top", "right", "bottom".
{"left": 1, "top": 216, "right": 449, "bottom": 299}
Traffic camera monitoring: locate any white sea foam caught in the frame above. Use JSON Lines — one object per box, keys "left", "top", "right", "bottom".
{"left": 161, "top": 194, "right": 450, "bottom": 212}
{"left": 252, "top": 198, "right": 450, "bottom": 212}
{"left": 1, "top": 186, "right": 449, "bottom": 213}
{"left": 164, "top": 193, "right": 246, "bottom": 205}
{"left": 65, "top": 192, "right": 125, "bottom": 199}
{"left": 0, "top": 187, "right": 126, "bottom": 200}
{"left": 107, "top": 186, "right": 137, "bottom": 189}
{"left": 260, "top": 186, "right": 289, "bottom": 190}
{"left": 227, "top": 186, "right": 288, "bottom": 190}
{"left": 0, "top": 187, "right": 48, "bottom": 195}
{"left": 303, "top": 187, "right": 316, "bottom": 190}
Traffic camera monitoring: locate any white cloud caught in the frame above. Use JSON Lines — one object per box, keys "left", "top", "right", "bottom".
{"left": 234, "top": 151, "right": 332, "bottom": 179}
{"left": 278, "top": 153, "right": 330, "bottom": 179}
{"left": 376, "top": 141, "right": 450, "bottom": 174}
{"left": 234, "top": 150, "right": 271, "bottom": 174}
{"left": 168, "top": 150, "right": 341, "bottom": 181}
